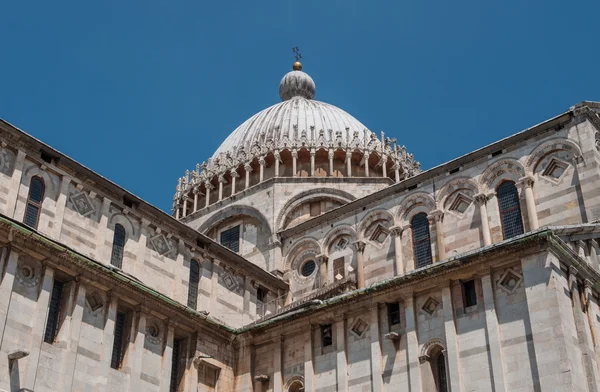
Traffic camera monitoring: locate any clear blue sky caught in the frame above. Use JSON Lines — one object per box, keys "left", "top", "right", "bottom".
{"left": 1, "top": 1, "right": 598, "bottom": 213}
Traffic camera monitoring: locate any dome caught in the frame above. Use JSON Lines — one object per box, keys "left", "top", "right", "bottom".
{"left": 279, "top": 70, "right": 315, "bottom": 100}
{"left": 212, "top": 96, "right": 375, "bottom": 158}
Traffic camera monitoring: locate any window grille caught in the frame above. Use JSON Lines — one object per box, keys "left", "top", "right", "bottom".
{"left": 220, "top": 225, "right": 240, "bottom": 253}
{"left": 462, "top": 280, "right": 477, "bottom": 307}
{"left": 257, "top": 287, "right": 267, "bottom": 303}
{"left": 188, "top": 260, "right": 200, "bottom": 309}
{"left": 24, "top": 176, "right": 45, "bottom": 229}
{"left": 43, "top": 280, "right": 64, "bottom": 343}
{"left": 497, "top": 181, "right": 524, "bottom": 239}
{"left": 111, "top": 311, "right": 127, "bottom": 369}
{"left": 333, "top": 257, "right": 345, "bottom": 280}
{"left": 412, "top": 213, "right": 433, "bottom": 268}
{"left": 170, "top": 338, "right": 183, "bottom": 392}
{"left": 437, "top": 352, "right": 448, "bottom": 392}
{"left": 110, "top": 224, "right": 126, "bottom": 268}
{"left": 387, "top": 302, "right": 401, "bottom": 326}
{"left": 301, "top": 259, "right": 316, "bottom": 277}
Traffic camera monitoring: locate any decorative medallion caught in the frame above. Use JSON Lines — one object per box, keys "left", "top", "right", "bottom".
{"left": 498, "top": 269, "right": 523, "bottom": 294}
{"left": 16, "top": 261, "right": 41, "bottom": 288}
{"left": 145, "top": 322, "right": 162, "bottom": 345}
{"left": 448, "top": 193, "right": 472, "bottom": 214}
{"left": 542, "top": 158, "right": 569, "bottom": 180}
{"left": 421, "top": 297, "right": 440, "bottom": 316}
{"left": 369, "top": 224, "right": 390, "bottom": 245}
{"left": 350, "top": 318, "right": 368, "bottom": 338}
{"left": 150, "top": 234, "right": 171, "bottom": 255}
{"left": 70, "top": 191, "right": 96, "bottom": 217}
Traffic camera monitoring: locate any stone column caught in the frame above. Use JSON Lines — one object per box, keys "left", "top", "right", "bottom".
{"left": 328, "top": 149, "right": 334, "bottom": 176}
{"left": 352, "top": 240, "right": 366, "bottom": 288}
{"left": 292, "top": 149, "right": 298, "bottom": 177}
{"left": 273, "top": 336, "right": 283, "bottom": 391}
{"left": 441, "top": 283, "right": 462, "bottom": 392}
{"left": 474, "top": 193, "right": 492, "bottom": 246}
{"left": 428, "top": 210, "right": 446, "bottom": 262}
{"left": 218, "top": 175, "right": 226, "bottom": 201}
{"left": 381, "top": 156, "right": 387, "bottom": 178}
{"left": 335, "top": 318, "right": 348, "bottom": 390}
{"left": 5, "top": 149, "right": 26, "bottom": 218}
{"left": 370, "top": 305, "right": 383, "bottom": 392}
{"left": 160, "top": 321, "right": 176, "bottom": 392}
{"left": 0, "top": 250, "right": 19, "bottom": 344}
{"left": 481, "top": 272, "right": 506, "bottom": 392}
{"left": 518, "top": 175, "right": 539, "bottom": 230}
{"left": 568, "top": 267, "right": 599, "bottom": 392}
{"left": 394, "top": 164, "right": 400, "bottom": 183}
{"left": 175, "top": 202, "right": 180, "bottom": 220}
{"left": 404, "top": 295, "right": 422, "bottom": 391}
{"left": 182, "top": 195, "right": 189, "bottom": 217}
{"left": 204, "top": 181, "right": 213, "bottom": 208}
{"left": 230, "top": 171, "right": 238, "bottom": 195}
{"left": 244, "top": 163, "right": 252, "bottom": 189}
{"left": 390, "top": 226, "right": 405, "bottom": 276}
{"left": 316, "top": 254, "right": 328, "bottom": 287}
{"left": 209, "top": 260, "right": 219, "bottom": 315}
{"left": 310, "top": 149, "right": 316, "bottom": 176}
{"left": 274, "top": 150, "right": 280, "bottom": 177}
{"left": 304, "top": 326, "right": 314, "bottom": 391}
{"left": 346, "top": 150, "right": 352, "bottom": 177}
{"left": 364, "top": 152, "right": 370, "bottom": 177}
{"left": 100, "top": 294, "right": 118, "bottom": 383}
{"left": 24, "top": 265, "right": 55, "bottom": 389}
{"left": 192, "top": 187, "right": 200, "bottom": 213}
{"left": 259, "top": 156, "right": 265, "bottom": 182}
{"left": 52, "top": 175, "right": 71, "bottom": 239}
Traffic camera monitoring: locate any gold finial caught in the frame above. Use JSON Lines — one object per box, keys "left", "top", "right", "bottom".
{"left": 292, "top": 46, "right": 302, "bottom": 70}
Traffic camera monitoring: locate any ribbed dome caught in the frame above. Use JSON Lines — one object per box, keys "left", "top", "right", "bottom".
{"left": 212, "top": 96, "right": 375, "bottom": 158}
{"left": 279, "top": 70, "right": 315, "bottom": 101}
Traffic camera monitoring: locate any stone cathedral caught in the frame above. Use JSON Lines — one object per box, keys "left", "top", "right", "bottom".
{"left": 0, "top": 58, "right": 600, "bottom": 392}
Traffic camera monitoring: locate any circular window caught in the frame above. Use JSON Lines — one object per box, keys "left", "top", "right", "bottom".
{"left": 21, "top": 266, "right": 34, "bottom": 279}
{"left": 300, "top": 260, "right": 316, "bottom": 277}
{"left": 147, "top": 324, "right": 159, "bottom": 338}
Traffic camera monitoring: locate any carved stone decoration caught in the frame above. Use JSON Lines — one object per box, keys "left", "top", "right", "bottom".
{"left": 350, "top": 317, "right": 369, "bottom": 338}
{"left": 497, "top": 268, "right": 523, "bottom": 294}
{"left": 150, "top": 234, "right": 171, "bottom": 256}
{"left": 221, "top": 272, "right": 238, "bottom": 291}
{"left": 421, "top": 297, "right": 440, "bottom": 316}
{"left": 85, "top": 292, "right": 104, "bottom": 312}
{"left": 70, "top": 190, "right": 96, "bottom": 217}
{"left": 145, "top": 321, "right": 163, "bottom": 345}
{"left": 384, "top": 332, "right": 401, "bottom": 341}
{"left": 16, "top": 260, "right": 42, "bottom": 288}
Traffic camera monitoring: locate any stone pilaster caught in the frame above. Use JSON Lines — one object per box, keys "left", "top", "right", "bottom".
{"left": 351, "top": 241, "right": 366, "bottom": 288}
{"left": 0, "top": 250, "right": 19, "bottom": 344}
{"left": 428, "top": 209, "right": 445, "bottom": 262}
{"left": 52, "top": 175, "right": 71, "bottom": 240}
{"left": 5, "top": 149, "right": 26, "bottom": 218}
{"left": 517, "top": 175, "right": 539, "bottom": 230}
{"left": 316, "top": 254, "right": 328, "bottom": 287}
{"left": 60, "top": 278, "right": 87, "bottom": 391}
{"left": 128, "top": 308, "right": 148, "bottom": 391}
{"left": 304, "top": 325, "right": 314, "bottom": 391}
{"left": 481, "top": 272, "right": 506, "bottom": 392}
{"left": 404, "top": 295, "right": 422, "bottom": 391}
{"left": 370, "top": 305, "right": 383, "bottom": 392}
{"left": 474, "top": 193, "right": 492, "bottom": 246}
{"left": 441, "top": 283, "right": 461, "bottom": 392}
{"left": 335, "top": 317, "right": 348, "bottom": 390}
{"left": 160, "top": 321, "right": 176, "bottom": 392}
{"left": 100, "top": 294, "right": 118, "bottom": 384}
{"left": 273, "top": 336, "right": 283, "bottom": 391}
{"left": 390, "top": 225, "right": 406, "bottom": 276}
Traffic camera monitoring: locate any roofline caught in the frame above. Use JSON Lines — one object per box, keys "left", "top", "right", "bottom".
{"left": 279, "top": 109, "right": 573, "bottom": 238}
{"left": 0, "top": 118, "right": 288, "bottom": 291}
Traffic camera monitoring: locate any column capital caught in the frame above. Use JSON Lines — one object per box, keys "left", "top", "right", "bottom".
{"left": 203, "top": 181, "right": 215, "bottom": 190}
{"left": 390, "top": 225, "right": 405, "bottom": 237}
{"left": 291, "top": 149, "right": 298, "bottom": 158}
{"left": 315, "top": 253, "right": 328, "bottom": 263}
{"left": 328, "top": 149, "right": 334, "bottom": 159}
{"left": 473, "top": 192, "right": 489, "bottom": 206}
{"left": 218, "top": 174, "right": 227, "bottom": 184}
{"left": 351, "top": 240, "right": 366, "bottom": 253}
{"left": 517, "top": 174, "right": 535, "bottom": 188}
{"left": 427, "top": 209, "right": 444, "bottom": 223}
{"left": 230, "top": 170, "right": 240, "bottom": 178}
{"left": 258, "top": 156, "right": 266, "bottom": 166}
{"left": 244, "top": 163, "right": 253, "bottom": 172}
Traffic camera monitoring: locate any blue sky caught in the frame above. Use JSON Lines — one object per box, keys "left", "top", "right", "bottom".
{"left": 1, "top": 0, "right": 598, "bottom": 213}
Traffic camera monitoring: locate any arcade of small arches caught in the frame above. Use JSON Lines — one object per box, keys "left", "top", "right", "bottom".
{"left": 173, "top": 137, "right": 420, "bottom": 220}
{"left": 281, "top": 138, "right": 581, "bottom": 290}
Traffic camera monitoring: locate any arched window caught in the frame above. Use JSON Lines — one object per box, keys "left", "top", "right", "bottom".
{"left": 288, "top": 380, "right": 304, "bottom": 392}
{"left": 412, "top": 212, "right": 433, "bottom": 268}
{"left": 188, "top": 260, "right": 200, "bottom": 309}
{"left": 433, "top": 350, "right": 448, "bottom": 392}
{"left": 24, "top": 176, "right": 45, "bottom": 229}
{"left": 110, "top": 224, "right": 126, "bottom": 268}
{"left": 497, "top": 181, "right": 524, "bottom": 239}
